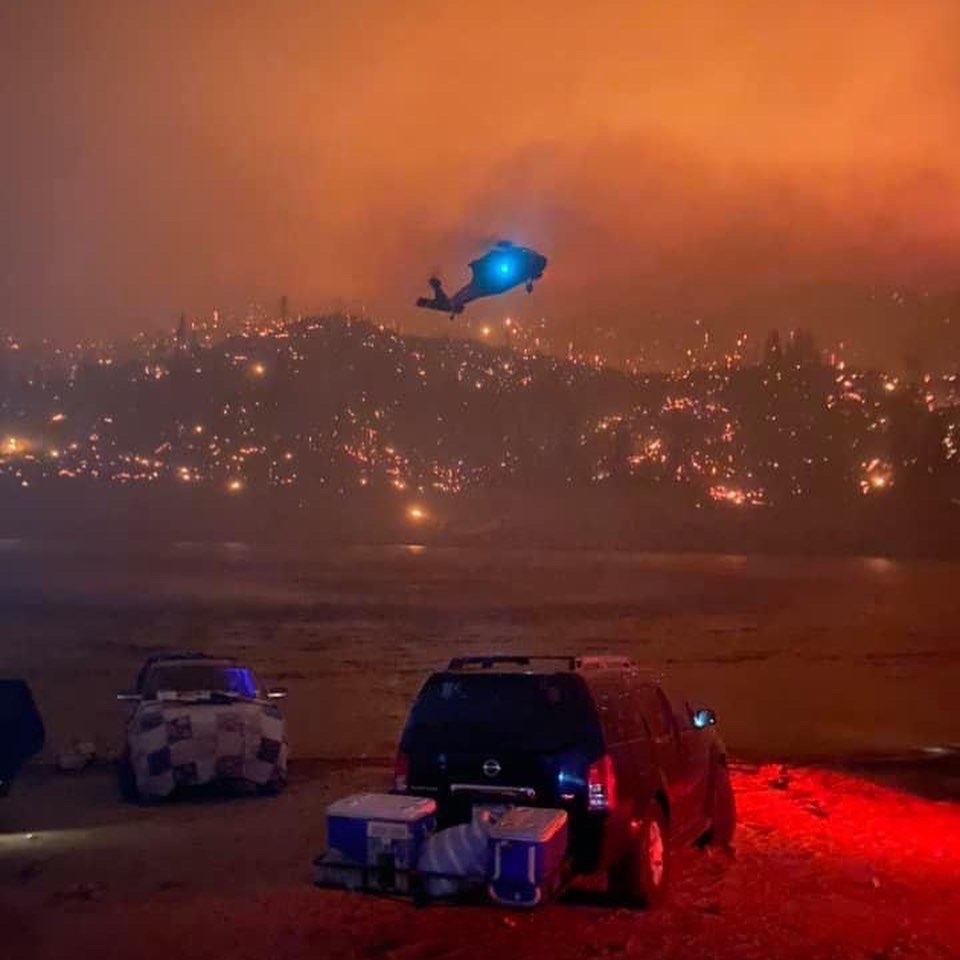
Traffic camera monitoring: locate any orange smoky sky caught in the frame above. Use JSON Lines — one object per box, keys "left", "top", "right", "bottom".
{"left": 1, "top": 0, "right": 959, "bottom": 365}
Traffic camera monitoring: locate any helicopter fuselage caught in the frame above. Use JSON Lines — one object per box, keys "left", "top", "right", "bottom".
{"left": 416, "top": 242, "right": 548, "bottom": 317}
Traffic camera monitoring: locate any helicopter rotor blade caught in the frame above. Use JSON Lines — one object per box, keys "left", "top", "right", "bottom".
{"left": 457, "top": 232, "right": 510, "bottom": 253}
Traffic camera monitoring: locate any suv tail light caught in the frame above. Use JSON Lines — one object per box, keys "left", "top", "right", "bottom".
{"left": 587, "top": 755, "right": 617, "bottom": 811}
{"left": 393, "top": 750, "right": 410, "bottom": 792}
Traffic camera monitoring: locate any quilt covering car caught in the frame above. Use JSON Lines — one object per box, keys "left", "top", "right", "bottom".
{"left": 127, "top": 696, "right": 287, "bottom": 799}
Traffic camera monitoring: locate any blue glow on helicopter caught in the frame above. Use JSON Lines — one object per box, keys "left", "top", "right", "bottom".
{"left": 497, "top": 258, "right": 513, "bottom": 275}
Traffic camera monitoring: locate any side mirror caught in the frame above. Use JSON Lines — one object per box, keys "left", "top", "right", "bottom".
{"left": 692, "top": 707, "right": 716, "bottom": 728}
{"left": 266, "top": 687, "right": 288, "bottom": 700}
{"left": 116, "top": 691, "right": 142, "bottom": 703}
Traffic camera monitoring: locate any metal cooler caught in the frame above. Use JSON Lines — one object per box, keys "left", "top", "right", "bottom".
{"left": 487, "top": 806, "right": 569, "bottom": 907}
{"left": 317, "top": 792, "right": 437, "bottom": 894}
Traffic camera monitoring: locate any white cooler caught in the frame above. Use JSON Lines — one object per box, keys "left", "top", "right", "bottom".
{"left": 487, "top": 806, "right": 569, "bottom": 907}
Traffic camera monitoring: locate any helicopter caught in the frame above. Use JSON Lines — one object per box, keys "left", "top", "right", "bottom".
{"left": 416, "top": 241, "right": 548, "bottom": 318}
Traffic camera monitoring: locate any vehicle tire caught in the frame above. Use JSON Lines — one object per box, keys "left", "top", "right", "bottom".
{"left": 708, "top": 763, "right": 736, "bottom": 849}
{"left": 608, "top": 798, "right": 670, "bottom": 908}
{"left": 116, "top": 753, "right": 140, "bottom": 804}
{"left": 256, "top": 774, "right": 287, "bottom": 796}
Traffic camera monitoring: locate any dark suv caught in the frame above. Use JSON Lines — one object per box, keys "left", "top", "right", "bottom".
{"left": 0, "top": 679, "right": 45, "bottom": 797}
{"left": 394, "top": 655, "right": 735, "bottom": 906}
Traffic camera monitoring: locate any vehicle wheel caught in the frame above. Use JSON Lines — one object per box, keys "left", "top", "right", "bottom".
{"left": 116, "top": 753, "right": 140, "bottom": 804}
{"left": 707, "top": 763, "right": 736, "bottom": 849}
{"left": 608, "top": 799, "right": 669, "bottom": 908}
{"left": 256, "top": 774, "right": 287, "bottom": 796}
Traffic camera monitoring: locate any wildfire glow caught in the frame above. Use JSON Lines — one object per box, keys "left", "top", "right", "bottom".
{"left": 860, "top": 459, "right": 893, "bottom": 495}
{"left": 2, "top": 436, "right": 25, "bottom": 456}
{"left": 709, "top": 484, "right": 766, "bottom": 507}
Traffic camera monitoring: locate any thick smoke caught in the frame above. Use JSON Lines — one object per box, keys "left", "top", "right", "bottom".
{"left": 1, "top": 1, "right": 958, "bottom": 365}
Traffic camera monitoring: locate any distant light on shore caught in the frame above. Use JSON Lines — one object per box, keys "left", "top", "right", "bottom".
{"left": 2, "top": 436, "right": 26, "bottom": 455}
{"left": 227, "top": 478, "right": 245, "bottom": 493}
{"left": 406, "top": 504, "right": 427, "bottom": 522}
{"left": 860, "top": 458, "right": 893, "bottom": 495}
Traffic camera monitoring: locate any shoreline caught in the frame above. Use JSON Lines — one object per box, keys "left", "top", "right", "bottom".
{"left": 4, "top": 482, "right": 960, "bottom": 561}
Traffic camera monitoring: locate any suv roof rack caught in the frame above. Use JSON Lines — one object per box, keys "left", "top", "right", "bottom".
{"left": 446, "top": 655, "right": 638, "bottom": 672}
{"left": 143, "top": 652, "right": 220, "bottom": 666}
{"left": 572, "top": 656, "right": 635, "bottom": 671}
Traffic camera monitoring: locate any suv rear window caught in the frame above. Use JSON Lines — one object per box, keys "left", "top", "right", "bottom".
{"left": 404, "top": 673, "right": 599, "bottom": 752}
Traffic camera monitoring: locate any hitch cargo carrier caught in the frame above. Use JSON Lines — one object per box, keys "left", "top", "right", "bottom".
{"left": 313, "top": 792, "right": 572, "bottom": 908}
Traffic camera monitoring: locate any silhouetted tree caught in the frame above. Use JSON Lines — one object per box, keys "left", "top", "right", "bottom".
{"left": 764, "top": 329, "right": 783, "bottom": 367}
{"left": 785, "top": 329, "right": 820, "bottom": 367}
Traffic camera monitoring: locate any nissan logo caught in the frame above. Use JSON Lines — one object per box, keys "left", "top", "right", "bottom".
{"left": 482, "top": 758, "right": 501, "bottom": 778}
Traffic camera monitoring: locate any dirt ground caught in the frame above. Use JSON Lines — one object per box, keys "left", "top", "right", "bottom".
{"left": 1, "top": 760, "right": 958, "bottom": 960}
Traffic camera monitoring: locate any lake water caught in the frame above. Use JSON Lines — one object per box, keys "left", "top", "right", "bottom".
{"left": 1, "top": 542, "right": 958, "bottom": 762}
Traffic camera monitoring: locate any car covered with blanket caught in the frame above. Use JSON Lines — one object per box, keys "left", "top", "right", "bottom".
{"left": 116, "top": 652, "right": 288, "bottom": 801}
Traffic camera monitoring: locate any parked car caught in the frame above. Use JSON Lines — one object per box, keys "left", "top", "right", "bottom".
{"left": 394, "top": 655, "right": 735, "bottom": 907}
{"left": 116, "top": 652, "right": 288, "bottom": 801}
{"left": 0, "top": 679, "right": 45, "bottom": 797}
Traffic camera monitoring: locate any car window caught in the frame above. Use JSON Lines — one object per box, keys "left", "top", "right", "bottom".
{"left": 404, "top": 673, "right": 600, "bottom": 752}
{"left": 637, "top": 684, "right": 674, "bottom": 739}
{"left": 664, "top": 690, "right": 694, "bottom": 730}
{"left": 591, "top": 678, "right": 631, "bottom": 744}
{"left": 142, "top": 663, "right": 260, "bottom": 699}
{"left": 621, "top": 691, "right": 651, "bottom": 741}
{"left": 606, "top": 678, "right": 654, "bottom": 743}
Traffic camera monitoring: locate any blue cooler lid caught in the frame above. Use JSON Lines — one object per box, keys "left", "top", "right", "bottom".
{"left": 488, "top": 807, "right": 567, "bottom": 843}
{"left": 327, "top": 792, "right": 437, "bottom": 822}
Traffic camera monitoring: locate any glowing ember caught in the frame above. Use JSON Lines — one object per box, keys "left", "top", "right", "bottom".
{"left": 860, "top": 458, "right": 893, "bottom": 494}
{"left": 709, "top": 484, "right": 766, "bottom": 506}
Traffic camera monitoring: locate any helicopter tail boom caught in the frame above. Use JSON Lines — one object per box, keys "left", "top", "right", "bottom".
{"left": 416, "top": 277, "right": 458, "bottom": 314}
